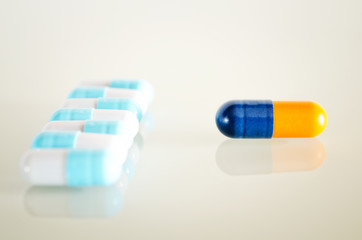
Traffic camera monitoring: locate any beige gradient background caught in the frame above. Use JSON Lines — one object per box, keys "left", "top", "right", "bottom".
{"left": 0, "top": 0, "right": 362, "bottom": 239}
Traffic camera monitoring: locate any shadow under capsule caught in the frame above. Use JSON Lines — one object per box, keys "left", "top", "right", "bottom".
{"left": 215, "top": 138, "right": 325, "bottom": 176}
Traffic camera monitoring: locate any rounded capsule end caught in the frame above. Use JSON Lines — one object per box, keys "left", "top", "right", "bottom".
{"left": 20, "top": 150, "right": 67, "bottom": 185}
{"left": 272, "top": 101, "right": 327, "bottom": 138}
{"left": 215, "top": 101, "right": 240, "bottom": 138}
{"left": 216, "top": 100, "right": 274, "bottom": 138}
{"left": 312, "top": 102, "right": 327, "bottom": 137}
{"left": 20, "top": 151, "right": 32, "bottom": 183}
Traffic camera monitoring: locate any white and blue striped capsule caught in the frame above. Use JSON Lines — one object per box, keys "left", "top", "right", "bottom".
{"left": 49, "top": 108, "right": 137, "bottom": 123}
{"left": 61, "top": 98, "right": 143, "bottom": 121}
{"left": 79, "top": 79, "right": 154, "bottom": 106}
{"left": 31, "top": 131, "right": 133, "bottom": 150}
{"left": 68, "top": 86, "right": 150, "bottom": 114}
{"left": 22, "top": 149, "right": 125, "bottom": 186}
{"left": 43, "top": 120, "right": 139, "bottom": 140}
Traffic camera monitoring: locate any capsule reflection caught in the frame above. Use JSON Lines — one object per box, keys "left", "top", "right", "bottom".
{"left": 216, "top": 138, "right": 325, "bottom": 176}
{"left": 24, "top": 186, "right": 123, "bottom": 218}
{"left": 24, "top": 132, "right": 145, "bottom": 218}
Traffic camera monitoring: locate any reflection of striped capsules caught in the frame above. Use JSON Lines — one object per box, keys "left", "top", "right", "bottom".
{"left": 216, "top": 100, "right": 327, "bottom": 138}
{"left": 24, "top": 186, "right": 123, "bottom": 218}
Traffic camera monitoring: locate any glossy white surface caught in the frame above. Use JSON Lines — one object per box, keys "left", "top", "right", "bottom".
{"left": 22, "top": 149, "right": 67, "bottom": 185}
{"left": 43, "top": 121, "right": 85, "bottom": 132}
{"left": 80, "top": 80, "right": 155, "bottom": 105}
{"left": 91, "top": 109, "right": 137, "bottom": 121}
{"left": 1, "top": 0, "right": 362, "bottom": 239}
{"left": 44, "top": 120, "right": 140, "bottom": 140}
{"left": 62, "top": 98, "right": 98, "bottom": 109}
{"left": 74, "top": 132, "right": 130, "bottom": 150}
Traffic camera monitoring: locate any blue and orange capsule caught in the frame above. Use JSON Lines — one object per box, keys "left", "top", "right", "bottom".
{"left": 216, "top": 100, "right": 327, "bottom": 138}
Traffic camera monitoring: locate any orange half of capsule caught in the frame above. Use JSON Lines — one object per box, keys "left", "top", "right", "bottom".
{"left": 272, "top": 101, "right": 327, "bottom": 138}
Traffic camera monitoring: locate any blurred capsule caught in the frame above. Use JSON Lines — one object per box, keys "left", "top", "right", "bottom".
{"left": 43, "top": 120, "right": 139, "bottom": 140}
{"left": 62, "top": 98, "right": 143, "bottom": 121}
{"left": 50, "top": 108, "right": 137, "bottom": 122}
{"left": 68, "top": 87, "right": 149, "bottom": 114}
{"left": 22, "top": 149, "right": 125, "bottom": 186}
{"left": 31, "top": 131, "right": 132, "bottom": 150}
{"left": 79, "top": 79, "right": 154, "bottom": 106}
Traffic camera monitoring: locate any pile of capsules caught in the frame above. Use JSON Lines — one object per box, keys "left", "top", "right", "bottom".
{"left": 21, "top": 80, "right": 154, "bottom": 187}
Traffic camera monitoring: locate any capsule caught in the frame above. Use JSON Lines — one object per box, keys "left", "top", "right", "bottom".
{"left": 79, "top": 79, "right": 154, "bottom": 104}
{"left": 31, "top": 131, "right": 132, "bottom": 150}
{"left": 68, "top": 87, "right": 150, "bottom": 113}
{"left": 43, "top": 120, "right": 139, "bottom": 140}
{"left": 50, "top": 108, "right": 136, "bottom": 122}
{"left": 23, "top": 135, "right": 145, "bottom": 217}
{"left": 216, "top": 100, "right": 327, "bottom": 138}
{"left": 21, "top": 149, "right": 124, "bottom": 186}
{"left": 62, "top": 98, "right": 142, "bottom": 121}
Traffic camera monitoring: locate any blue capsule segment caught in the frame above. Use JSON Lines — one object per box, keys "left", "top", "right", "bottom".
{"left": 68, "top": 87, "right": 106, "bottom": 99}
{"left": 50, "top": 109, "right": 93, "bottom": 121}
{"left": 96, "top": 98, "right": 142, "bottom": 121}
{"left": 110, "top": 79, "right": 154, "bottom": 101}
{"left": 109, "top": 80, "right": 145, "bottom": 89}
{"left": 31, "top": 132, "right": 79, "bottom": 149}
{"left": 83, "top": 120, "right": 124, "bottom": 135}
{"left": 216, "top": 100, "right": 274, "bottom": 138}
{"left": 66, "top": 150, "right": 122, "bottom": 186}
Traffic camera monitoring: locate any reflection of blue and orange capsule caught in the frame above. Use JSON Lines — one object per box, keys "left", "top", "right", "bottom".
{"left": 216, "top": 100, "right": 327, "bottom": 138}
{"left": 216, "top": 138, "right": 325, "bottom": 175}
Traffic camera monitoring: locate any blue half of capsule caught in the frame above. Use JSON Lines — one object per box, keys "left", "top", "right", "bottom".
{"left": 110, "top": 79, "right": 154, "bottom": 102}
{"left": 216, "top": 100, "right": 274, "bottom": 138}
{"left": 66, "top": 149, "right": 122, "bottom": 186}
{"left": 68, "top": 87, "right": 106, "bottom": 98}
{"left": 31, "top": 132, "right": 79, "bottom": 149}
{"left": 50, "top": 109, "right": 93, "bottom": 121}
{"left": 96, "top": 98, "right": 142, "bottom": 121}
{"left": 83, "top": 120, "right": 126, "bottom": 135}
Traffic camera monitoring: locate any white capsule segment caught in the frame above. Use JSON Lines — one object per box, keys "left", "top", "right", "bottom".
{"left": 61, "top": 98, "right": 142, "bottom": 121}
{"left": 21, "top": 149, "right": 125, "bottom": 186}
{"left": 43, "top": 120, "right": 139, "bottom": 140}
{"left": 50, "top": 108, "right": 137, "bottom": 122}
{"left": 21, "top": 149, "right": 66, "bottom": 185}
{"left": 31, "top": 131, "right": 133, "bottom": 150}
{"left": 79, "top": 79, "right": 154, "bottom": 106}
{"left": 67, "top": 87, "right": 149, "bottom": 113}
{"left": 44, "top": 121, "right": 84, "bottom": 132}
